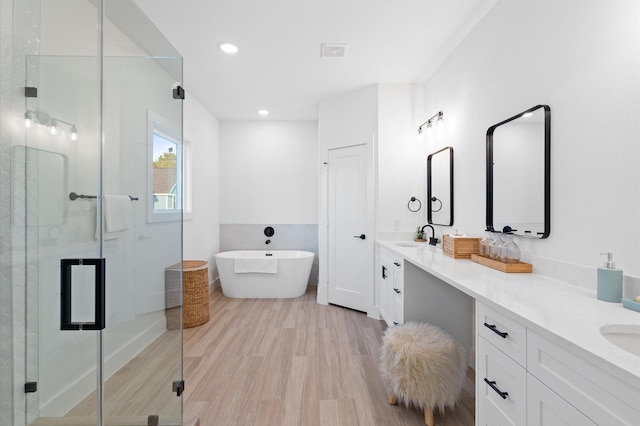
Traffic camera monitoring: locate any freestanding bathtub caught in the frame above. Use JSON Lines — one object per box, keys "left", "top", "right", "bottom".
{"left": 214, "top": 250, "right": 314, "bottom": 298}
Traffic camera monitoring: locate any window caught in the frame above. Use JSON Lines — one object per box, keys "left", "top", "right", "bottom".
{"left": 147, "top": 110, "right": 189, "bottom": 222}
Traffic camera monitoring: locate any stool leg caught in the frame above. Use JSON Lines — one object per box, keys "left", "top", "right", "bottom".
{"left": 424, "top": 409, "right": 435, "bottom": 426}
{"left": 388, "top": 394, "right": 397, "bottom": 405}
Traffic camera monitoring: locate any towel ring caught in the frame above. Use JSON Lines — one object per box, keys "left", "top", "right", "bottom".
{"left": 430, "top": 197, "right": 442, "bottom": 212}
{"left": 407, "top": 197, "right": 422, "bottom": 212}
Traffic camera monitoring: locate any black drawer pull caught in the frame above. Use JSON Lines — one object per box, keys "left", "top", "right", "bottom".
{"left": 484, "top": 378, "right": 509, "bottom": 399}
{"left": 393, "top": 288, "right": 401, "bottom": 294}
{"left": 484, "top": 322, "right": 508, "bottom": 338}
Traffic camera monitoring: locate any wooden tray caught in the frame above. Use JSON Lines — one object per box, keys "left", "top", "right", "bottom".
{"left": 470, "top": 254, "right": 532, "bottom": 273}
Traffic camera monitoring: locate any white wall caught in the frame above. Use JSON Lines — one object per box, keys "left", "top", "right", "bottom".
{"left": 421, "top": 0, "right": 640, "bottom": 281}
{"left": 183, "top": 95, "right": 220, "bottom": 283}
{"left": 377, "top": 84, "right": 429, "bottom": 236}
{"left": 220, "top": 121, "right": 318, "bottom": 224}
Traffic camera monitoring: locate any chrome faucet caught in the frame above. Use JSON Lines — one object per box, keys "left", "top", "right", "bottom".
{"left": 421, "top": 225, "right": 439, "bottom": 246}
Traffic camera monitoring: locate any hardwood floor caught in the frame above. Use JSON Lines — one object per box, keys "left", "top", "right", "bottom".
{"left": 32, "top": 285, "right": 475, "bottom": 425}
{"left": 184, "top": 286, "right": 475, "bottom": 426}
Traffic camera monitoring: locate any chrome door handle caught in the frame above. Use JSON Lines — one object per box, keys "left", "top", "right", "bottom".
{"left": 353, "top": 234, "right": 366, "bottom": 240}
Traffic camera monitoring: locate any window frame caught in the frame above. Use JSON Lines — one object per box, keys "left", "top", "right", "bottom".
{"left": 146, "top": 110, "right": 187, "bottom": 223}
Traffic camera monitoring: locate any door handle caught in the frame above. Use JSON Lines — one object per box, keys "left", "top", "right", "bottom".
{"left": 60, "top": 258, "right": 106, "bottom": 331}
{"left": 353, "top": 234, "right": 366, "bottom": 240}
{"left": 484, "top": 378, "right": 509, "bottom": 399}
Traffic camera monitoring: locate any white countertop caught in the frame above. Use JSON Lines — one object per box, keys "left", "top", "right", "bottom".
{"left": 378, "top": 240, "right": 640, "bottom": 386}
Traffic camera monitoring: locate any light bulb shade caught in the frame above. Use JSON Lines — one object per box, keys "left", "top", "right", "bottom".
{"left": 24, "top": 112, "right": 32, "bottom": 128}
{"left": 70, "top": 126, "right": 78, "bottom": 141}
{"left": 49, "top": 122, "right": 57, "bottom": 135}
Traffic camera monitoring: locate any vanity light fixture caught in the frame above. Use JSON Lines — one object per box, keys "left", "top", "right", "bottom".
{"left": 258, "top": 109, "right": 269, "bottom": 116}
{"left": 24, "top": 109, "right": 79, "bottom": 141}
{"left": 218, "top": 42, "right": 239, "bottom": 54}
{"left": 417, "top": 111, "right": 444, "bottom": 137}
{"left": 522, "top": 112, "right": 533, "bottom": 118}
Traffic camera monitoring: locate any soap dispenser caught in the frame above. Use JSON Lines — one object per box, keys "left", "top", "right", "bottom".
{"left": 597, "top": 252, "right": 623, "bottom": 303}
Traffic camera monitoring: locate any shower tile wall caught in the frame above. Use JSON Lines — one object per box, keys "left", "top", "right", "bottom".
{"left": 220, "top": 224, "right": 319, "bottom": 286}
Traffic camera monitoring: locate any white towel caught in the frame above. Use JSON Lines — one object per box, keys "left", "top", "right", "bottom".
{"left": 95, "top": 195, "right": 131, "bottom": 240}
{"left": 234, "top": 257, "right": 278, "bottom": 274}
{"left": 104, "top": 195, "right": 130, "bottom": 233}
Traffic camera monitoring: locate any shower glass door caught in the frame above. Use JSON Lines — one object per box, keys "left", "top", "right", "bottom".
{"left": 22, "top": 1, "right": 183, "bottom": 424}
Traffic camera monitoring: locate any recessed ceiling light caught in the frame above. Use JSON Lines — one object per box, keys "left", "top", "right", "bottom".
{"left": 218, "top": 42, "right": 238, "bottom": 54}
{"left": 258, "top": 110, "right": 269, "bottom": 116}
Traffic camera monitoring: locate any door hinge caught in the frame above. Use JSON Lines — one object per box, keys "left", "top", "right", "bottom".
{"left": 172, "top": 379, "right": 185, "bottom": 397}
{"left": 25, "top": 382, "right": 37, "bottom": 393}
{"left": 172, "top": 85, "right": 185, "bottom": 100}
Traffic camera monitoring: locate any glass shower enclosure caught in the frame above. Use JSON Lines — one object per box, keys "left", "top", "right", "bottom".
{"left": 3, "top": 0, "right": 184, "bottom": 424}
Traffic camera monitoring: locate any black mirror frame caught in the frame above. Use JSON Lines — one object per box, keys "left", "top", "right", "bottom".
{"left": 486, "top": 104, "right": 551, "bottom": 239}
{"left": 427, "top": 146, "right": 454, "bottom": 226}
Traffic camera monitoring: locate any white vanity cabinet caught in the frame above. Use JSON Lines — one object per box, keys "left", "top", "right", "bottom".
{"left": 378, "top": 248, "right": 404, "bottom": 326}
{"left": 477, "top": 302, "right": 640, "bottom": 426}
{"left": 477, "top": 304, "right": 527, "bottom": 425}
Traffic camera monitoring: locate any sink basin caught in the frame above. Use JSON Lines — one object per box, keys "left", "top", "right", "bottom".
{"left": 600, "top": 324, "right": 640, "bottom": 357}
{"left": 394, "top": 242, "right": 422, "bottom": 247}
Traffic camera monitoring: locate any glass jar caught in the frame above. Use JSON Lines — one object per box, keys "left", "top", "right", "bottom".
{"left": 480, "top": 231, "right": 493, "bottom": 257}
{"left": 489, "top": 233, "right": 504, "bottom": 260}
{"left": 504, "top": 234, "right": 521, "bottom": 263}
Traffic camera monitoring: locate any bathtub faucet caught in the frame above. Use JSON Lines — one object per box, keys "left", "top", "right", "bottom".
{"left": 421, "top": 225, "right": 439, "bottom": 246}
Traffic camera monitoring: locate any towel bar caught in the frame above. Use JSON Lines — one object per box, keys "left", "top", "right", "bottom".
{"left": 69, "top": 192, "right": 138, "bottom": 201}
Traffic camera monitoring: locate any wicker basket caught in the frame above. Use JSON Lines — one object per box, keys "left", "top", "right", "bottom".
{"left": 165, "top": 260, "right": 210, "bottom": 329}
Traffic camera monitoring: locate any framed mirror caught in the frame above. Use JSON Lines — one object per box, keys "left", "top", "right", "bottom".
{"left": 486, "top": 105, "right": 550, "bottom": 238}
{"left": 427, "top": 146, "right": 453, "bottom": 226}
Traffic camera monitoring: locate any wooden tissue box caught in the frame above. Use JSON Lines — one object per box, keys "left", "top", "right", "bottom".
{"left": 442, "top": 235, "right": 480, "bottom": 259}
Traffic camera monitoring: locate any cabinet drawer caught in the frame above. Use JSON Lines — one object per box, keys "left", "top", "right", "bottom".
{"left": 527, "top": 374, "right": 596, "bottom": 426}
{"left": 478, "top": 337, "right": 526, "bottom": 426}
{"left": 527, "top": 329, "right": 640, "bottom": 425}
{"left": 478, "top": 303, "right": 526, "bottom": 366}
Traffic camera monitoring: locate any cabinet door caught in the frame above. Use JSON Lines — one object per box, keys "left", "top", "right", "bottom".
{"left": 478, "top": 402, "right": 511, "bottom": 426}
{"left": 379, "top": 253, "right": 391, "bottom": 322}
{"left": 478, "top": 337, "right": 526, "bottom": 426}
{"left": 527, "top": 329, "right": 640, "bottom": 425}
{"left": 391, "top": 266, "right": 403, "bottom": 325}
{"left": 527, "top": 374, "right": 596, "bottom": 426}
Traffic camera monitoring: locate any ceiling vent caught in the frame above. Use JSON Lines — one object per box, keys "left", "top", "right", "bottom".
{"left": 320, "top": 43, "right": 347, "bottom": 58}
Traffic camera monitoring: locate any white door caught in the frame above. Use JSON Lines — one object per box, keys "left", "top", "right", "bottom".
{"left": 327, "top": 144, "right": 371, "bottom": 312}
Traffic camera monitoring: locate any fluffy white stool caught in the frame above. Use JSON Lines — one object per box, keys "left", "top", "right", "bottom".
{"left": 380, "top": 322, "right": 466, "bottom": 426}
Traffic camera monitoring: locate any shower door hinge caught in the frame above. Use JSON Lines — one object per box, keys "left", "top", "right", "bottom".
{"left": 25, "top": 382, "right": 37, "bottom": 393}
{"left": 172, "top": 379, "right": 185, "bottom": 397}
{"left": 25, "top": 87, "right": 38, "bottom": 98}
{"left": 172, "top": 85, "right": 185, "bottom": 100}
